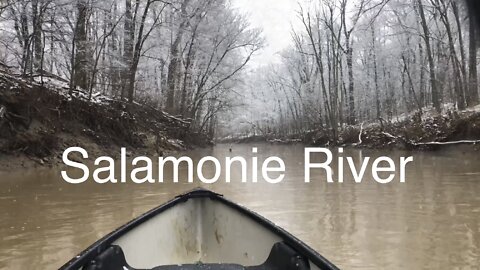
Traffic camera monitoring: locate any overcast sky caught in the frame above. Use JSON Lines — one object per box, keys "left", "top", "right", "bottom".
{"left": 231, "top": 0, "right": 299, "bottom": 66}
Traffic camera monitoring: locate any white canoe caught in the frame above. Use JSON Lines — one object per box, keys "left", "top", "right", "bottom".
{"left": 60, "top": 189, "right": 339, "bottom": 270}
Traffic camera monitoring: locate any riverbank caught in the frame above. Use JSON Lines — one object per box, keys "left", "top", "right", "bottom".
{"left": 0, "top": 71, "right": 209, "bottom": 171}
{"left": 220, "top": 107, "right": 480, "bottom": 151}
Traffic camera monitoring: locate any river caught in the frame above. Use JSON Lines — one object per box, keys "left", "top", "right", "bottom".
{"left": 1, "top": 144, "right": 479, "bottom": 269}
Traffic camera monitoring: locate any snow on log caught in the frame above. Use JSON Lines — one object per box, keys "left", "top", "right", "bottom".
{"left": 382, "top": 132, "right": 397, "bottom": 140}
{"left": 412, "top": 140, "right": 480, "bottom": 146}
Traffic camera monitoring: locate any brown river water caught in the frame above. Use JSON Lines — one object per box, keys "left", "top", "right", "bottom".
{"left": 1, "top": 144, "right": 479, "bottom": 269}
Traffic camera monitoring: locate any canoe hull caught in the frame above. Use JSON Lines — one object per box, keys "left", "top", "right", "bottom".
{"left": 60, "top": 189, "right": 338, "bottom": 270}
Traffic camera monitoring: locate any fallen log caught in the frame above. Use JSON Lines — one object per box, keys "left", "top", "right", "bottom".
{"left": 380, "top": 131, "right": 480, "bottom": 146}
{"left": 412, "top": 140, "right": 480, "bottom": 146}
{"left": 382, "top": 132, "right": 397, "bottom": 140}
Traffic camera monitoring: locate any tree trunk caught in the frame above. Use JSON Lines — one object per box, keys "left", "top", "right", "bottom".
{"left": 73, "top": 0, "right": 89, "bottom": 90}
{"left": 32, "top": 0, "right": 43, "bottom": 71}
{"left": 468, "top": 7, "right": 479, "bottom": 106}
{"left": 417, "top": 0, "right": 441, "bottom": 112}
{"left": 437, "top": 0, "right": 465, "bottom": 110}
{"left": 346, "top": 43, "right": 356, "bottom": 124}
{"left": 451, "top": 2, "right": 467, "bottom": 92}
{"left": 122, "top": 0, "right": 135, "bottom": 100}
{"left": 126, "top": 0, "right": 158, "bottom": 103}
{"left": 109, "top": 1, "right": 120, "bottom": 96}
{"left": 15, "top": 3, "right": 31, "bottom": 74}
{"left": 371, "top": 25, "right": 381, "bottom": 119}
{"left": 166, "top": 0, "right": 192, "bottom": 114}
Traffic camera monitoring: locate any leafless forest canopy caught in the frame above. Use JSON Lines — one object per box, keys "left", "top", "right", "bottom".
{"left": 0, "top": 0, "right": 478, "bottom": 140}
{"left": 224, "top": 0, "right": 480, "bottom": 140}
{"left": 0, "top": 0, "right": 262, "bottom": 138}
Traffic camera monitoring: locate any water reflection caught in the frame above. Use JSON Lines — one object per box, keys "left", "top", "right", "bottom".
{"left": 0, "top": 144, "right": 479, "bottom": 269}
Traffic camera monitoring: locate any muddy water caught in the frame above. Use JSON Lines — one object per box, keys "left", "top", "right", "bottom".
{"left": 1, "top": 144, "right": 480, "bottom": 269}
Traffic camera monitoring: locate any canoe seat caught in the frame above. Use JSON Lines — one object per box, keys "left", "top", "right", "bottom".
{"left": 85, "top": 242, "right": 310, "bottom": 270}
{"left": 83, "top": 245, "right": 131, "bottom": 270}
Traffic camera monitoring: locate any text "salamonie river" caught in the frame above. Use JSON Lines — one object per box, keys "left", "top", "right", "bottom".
{"left": 61, "top": 147, "right": 413, "bottom": 185}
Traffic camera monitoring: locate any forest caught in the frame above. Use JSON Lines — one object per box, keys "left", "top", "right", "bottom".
{"left": 0, "top": 0, "right": 262, "bottom": 136}
{"left": 224, "top": 0, "right": 480, "bottom": 148}
{"left": 0, "top": 0, "right": 265, "bottom": 165}
{"left": 1, "top": 0, "right": 480, "bottom": 164}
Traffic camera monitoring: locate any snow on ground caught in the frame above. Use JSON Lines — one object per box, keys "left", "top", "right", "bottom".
{"left": 0, "top": 70, "right": 116, "bottom": 105}
{"left": 0, "top": 70, "right": 191, "bottom": 126}
{"left": 167, "top": 139, "right": 186, "bottom": 149}
{"left": 465, "top": 104, "right": 480, "bottom": 112}
{"left": 32, "top": 75, "right": 113, "bottom": 105}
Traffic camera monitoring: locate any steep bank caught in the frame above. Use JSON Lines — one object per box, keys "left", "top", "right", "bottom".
{"left": 221, "top": 108, "right": 480, "bottom": 151}
{"left": 0, "top": 71, "right": 208, "bottom": 171}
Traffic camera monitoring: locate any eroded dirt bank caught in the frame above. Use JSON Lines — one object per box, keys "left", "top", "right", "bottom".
{"left": 0, "top": 71, "right": 209, "bottom": 171}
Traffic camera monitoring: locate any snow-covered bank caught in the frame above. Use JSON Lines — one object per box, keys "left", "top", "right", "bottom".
{"left": 0, "top": 71, "right": 209, "bottom": 171}
{"left": 220, "top": 108, "right": 480, "bottom": 151}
